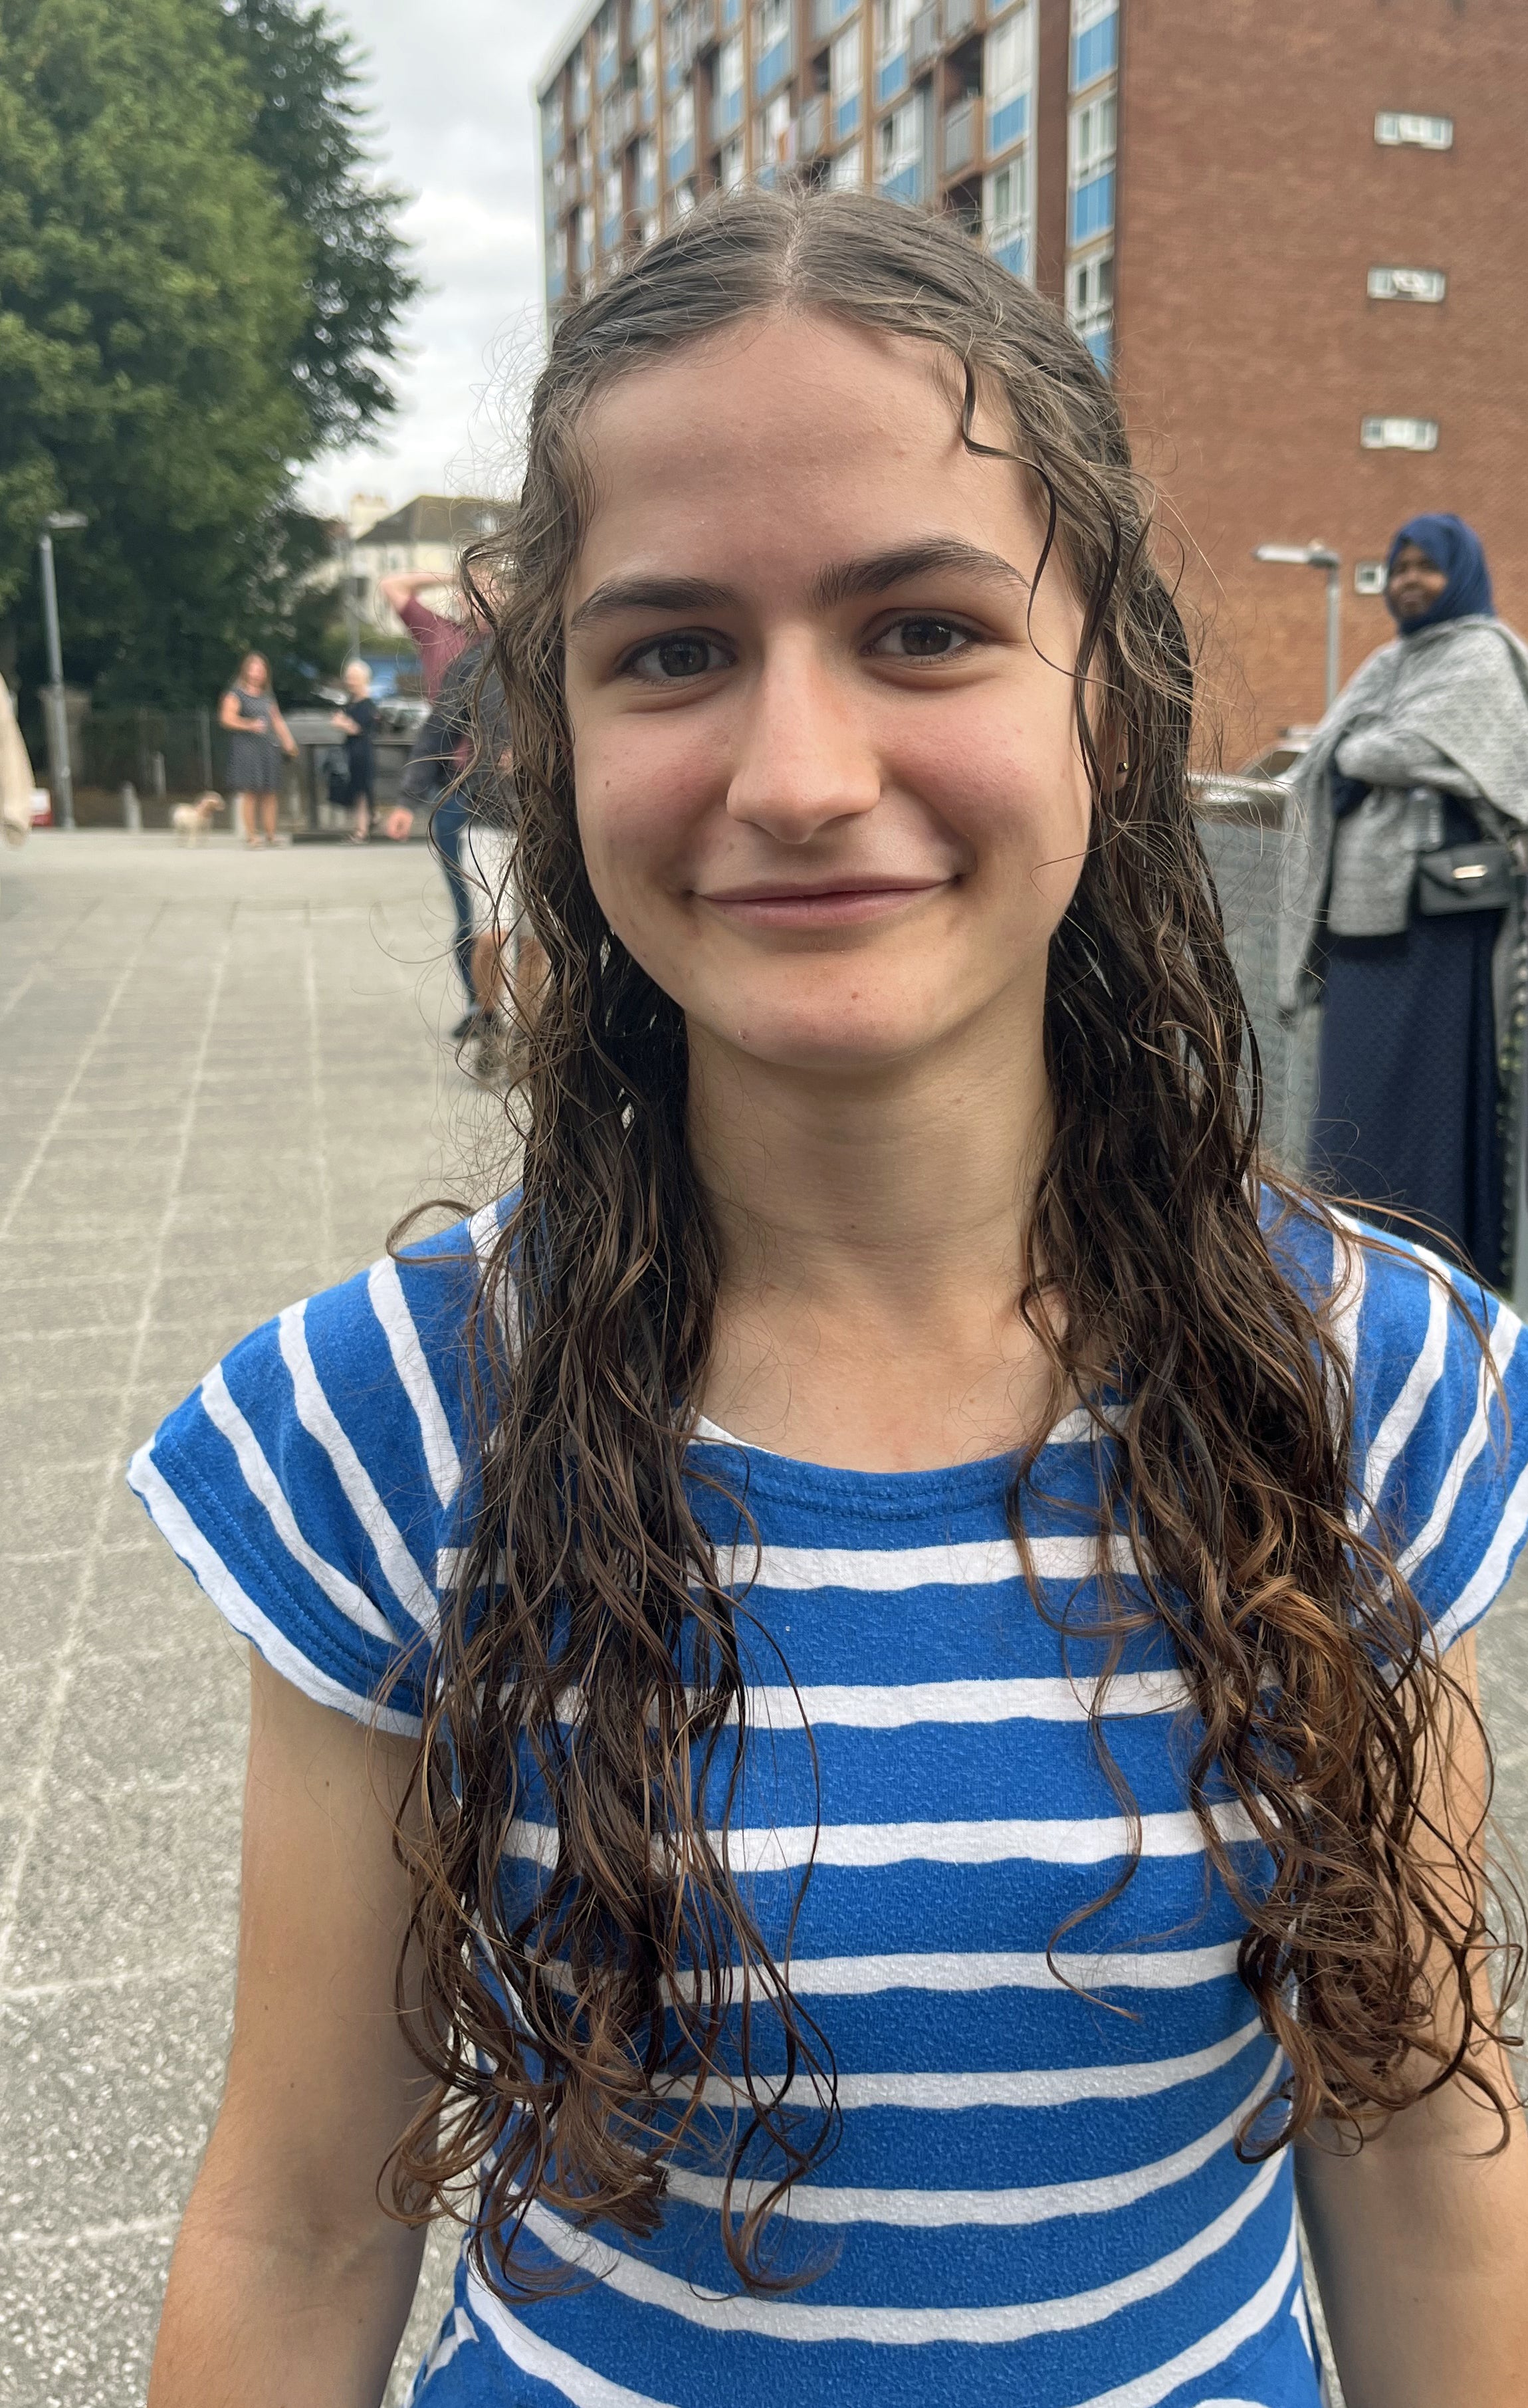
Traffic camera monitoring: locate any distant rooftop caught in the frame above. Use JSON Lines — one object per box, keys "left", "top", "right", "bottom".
{"left": 353, "top": 494, "right": 504, "bottom": 546}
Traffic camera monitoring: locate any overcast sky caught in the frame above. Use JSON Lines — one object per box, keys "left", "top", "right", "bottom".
{"left": 297, "top": 0, "right": 554, "bottom": 524}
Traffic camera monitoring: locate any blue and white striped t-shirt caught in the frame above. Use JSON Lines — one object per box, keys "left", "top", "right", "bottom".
{"left": 129, "top": 1199, "right": 1528, "bottom": 2408}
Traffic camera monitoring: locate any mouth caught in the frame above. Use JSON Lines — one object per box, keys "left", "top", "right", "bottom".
{"left": 697, "top": 879, "right": 951, "bottom": 929}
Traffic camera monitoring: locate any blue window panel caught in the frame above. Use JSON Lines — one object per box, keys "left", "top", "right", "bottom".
{"left": 757, "top": 160, "right": 778, "bottom": 188}
{"left": 1084, "top": 324, "right": 1113, "bottom": 372}
{"left": 879, "top": 161, "right": 922, "bottom": 205}
{"left": 833, "top": 91, "right": 861, "bottom": 140}
{"left": 548, "top": 267, "right": 566, "bottom": 300}
{"left": 875, "top": 49, "right": 908, "bottom": 104}
{"left": 601, "top": 217, "right": 622, "bottom": 250}
{"left": 754, "top": 34, "right": 792, "bottom": 94}
{"left": 639, "top": 173, "right": 658, "bottom": 207}
{"left": 668, "top": 136, "right": 695, "bottom": 181}
{"left": 717, "top": 84, "right": 743, "bottom": 133}
{"left": 722, "top": 0, "right": 742, "bottom": 23}
{"left": 631, "top": 0, "right": 653, "bottom": 31}
{"left": 1070, "top": 11, "right": 1117, "bottom": 89}
{"left": 992, "top": 231, "right": 1026, "bottom": 280}
{"left": 1068, "top": 167, "right": 1114, "bottom": 243}
{"left": 596, "top": 48, "right": 619, "bottom": 92}
{"left": 827, "top": 0, "right": 857, "bottom": 21}
{"left": 665, "top": 55, "right": 683, "bottom": 92}
{"left": 987, "top": 91, "right": 1028, "bottom": 152}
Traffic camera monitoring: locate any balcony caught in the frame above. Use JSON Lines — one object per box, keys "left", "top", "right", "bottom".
{"left": 942, "top": 96, "right": 974, "bottom": 175}
{"left": 942, "top": 0, "right": 976, "bottom": 36}
{"left": 910, "top": 3, "right": 938, "bottom": 68}
{"left": 799, "top": 92, "right": 828, "bottom": 157}
{"left": 810, "top": 0, "right": 857, "bottom": 35}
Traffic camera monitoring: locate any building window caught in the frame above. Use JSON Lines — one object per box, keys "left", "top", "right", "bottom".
{"left": 1360, "top": 415, "right": 1439, "bottom": 451}
{"left": 670, "top": 181, "right": 697, "bottom": 221}
{"left": 877, "top": 92, "right": 925, "bottom": 205}
{"left": 1067, "top": 247, "right": 1113, "bottom": 366}
{"left": 575, "top": 203, "right": 595, "bottom": 272}
{"left": 720, "top": 133, "right": 746, "bottom": 187}
{"left": 666, "top": 81, "right": 695, "bottom": 181}
{"left": 984, "top": 151, "right": 1029, "bottom": 279}
{"left": 1070, "top": 0, "right": 1117, "bottom": 92}
{"left": 1374, "top": 110, "right": 1453, "bottom": 150}
{"left": 831, "top": 22, "right": 863, "bottom": 142}
{"left": 756, "top": 86, "right": 795, "bottom": 175}
{"left": 631, "top": 0, "right": 655, "bottom": 33}
{"left": 984, "top": 3, "right": 1032, "bottom": 156}
{"left": 1367, "top": 265, "right": 1447, "bottom": 304}
{"left": 595, "top": 5, "right": 619, "bottom": 92}
{"left": 1354, "top": 562, "right": 1388, "bottom": 595}
{"left": 641, "top": 209, "right": 663, "bottom": 244}
{"left": 636, "top": 134, "right": 659, "bottom": 208}
{"left": 1067, "top": 87, "right": 1115, "bottom": 243}
{"left": 572, "top": 51, "right": 592, "bottom": 122}
{"left": 831, "top": 140, "right": 864, "bottom": 188}
{"left": 874, "top": 0, "right": 915, "bottom": 106}
{"left": 754, "top": 0, "right": 792, "bottom": 96}
{"left": 714, "top": 33, "right": 744, "bottom": 135}
{"left": 541, "top": 92, "right": 564, "bottom": 156}
{"left": 600, "top": 164, "right": 625, "bottom": 250}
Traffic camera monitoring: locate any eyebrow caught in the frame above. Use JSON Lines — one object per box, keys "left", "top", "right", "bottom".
{"left": 566, "top": 538, "right": 1030, "bottom": 634}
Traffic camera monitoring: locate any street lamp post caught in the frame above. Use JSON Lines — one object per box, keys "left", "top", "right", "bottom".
{"left": 37, "top": 510, "right": 88, "bottom": 830}
{"left": 1253, "top": 541, "right": 1343, "bottom": 716}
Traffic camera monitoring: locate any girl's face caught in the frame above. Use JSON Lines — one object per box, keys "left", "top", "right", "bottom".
{"left": 563, "top": 313, "right": 1091, "bottom": 1077}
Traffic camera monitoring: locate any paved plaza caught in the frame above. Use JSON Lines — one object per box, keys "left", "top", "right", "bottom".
{"left": 2, "top": 829, "right": 1527, "bottom": 2407}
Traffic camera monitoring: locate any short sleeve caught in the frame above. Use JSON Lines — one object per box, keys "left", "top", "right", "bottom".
{"left": 127, "top": 1223, "right": 487, "bottom": 1731}
{"left": 1341, "top": 1223, "right": 1528, "bottom": 1652}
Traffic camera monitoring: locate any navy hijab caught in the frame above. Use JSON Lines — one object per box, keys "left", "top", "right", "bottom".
{"left": 1386, "top": 512, "right": 1495, "bottom": 633}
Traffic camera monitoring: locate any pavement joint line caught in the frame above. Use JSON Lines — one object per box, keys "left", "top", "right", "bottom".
{"left": 0, "top": 910, "right": 168, "bottom": 1246}
{"left": 0, "top": 1951, "right": 237, "bottom": 2007}
{"left": 0, "top": 924, "right": 235, "bottom": 1988}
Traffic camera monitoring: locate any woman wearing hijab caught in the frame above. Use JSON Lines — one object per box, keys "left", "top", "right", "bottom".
{"left": 1281, "top": 514, "right": 1528, "bottom": 1286}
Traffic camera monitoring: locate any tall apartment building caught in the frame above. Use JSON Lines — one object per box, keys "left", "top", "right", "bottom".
{"left": 536, "top": 0, "right": 1527, "bottom": 749}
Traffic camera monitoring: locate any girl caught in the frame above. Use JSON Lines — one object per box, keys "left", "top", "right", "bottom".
{"left": 218, "top": 650, "right": 296, "bottom": 846}
{"left": 132, "top": 191, "right": 1528, "bottom": 2408}
{"left": 1283, "top": 515, "right": 1528, "bottom": 1289}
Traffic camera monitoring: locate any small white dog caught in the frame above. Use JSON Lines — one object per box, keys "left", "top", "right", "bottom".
{"left": 171, "top": 791, "right": 225, "bottom": 846}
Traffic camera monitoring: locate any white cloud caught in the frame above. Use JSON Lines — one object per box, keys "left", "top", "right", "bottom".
{"left": 298, "top": 0, "right": 551, "bottom": 520}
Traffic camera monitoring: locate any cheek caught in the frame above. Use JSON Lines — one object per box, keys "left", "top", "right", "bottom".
{"left": 893, "top": 695, "right": 1091, "bottom": 877}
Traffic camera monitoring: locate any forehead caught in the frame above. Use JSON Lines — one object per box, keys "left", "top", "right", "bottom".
{"left": 569, "top": 313, "right": 1043, "bottom": 597}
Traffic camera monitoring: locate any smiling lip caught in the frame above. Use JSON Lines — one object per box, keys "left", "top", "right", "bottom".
{"left": 699, "top": 879, "right": 948, "bottom": 929}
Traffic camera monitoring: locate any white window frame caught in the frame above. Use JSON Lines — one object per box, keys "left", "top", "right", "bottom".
{"left": 831, "top": 21, "right": 862, "bottom": 96}
{"left": 1067, "top": 247, "right": 1113, "bottom": 337}
{"left": 1360, "top": 415, "right": 1439, "bottom": 452}
{"left": 985, "top": 152, "right": 1029, "bottom": 238}
{"left": 831, "top": 140, "right": 864, "bottom": 188}
{"left": 878, "top": 94, "right": 923, "bottom": 179}
{"left": 718, "top": 33, "right": 744, "bottom": 94}
{"left": 1367, "top": 265, "right": 1446, "bottom": 304}
{"left": 720, "top": 133, "right": 746, "bottom": 187}
{"left": 1354, "top": 562, "right": 1388, "bottom": 596}
{"left": 1374, "top": 110, "right": 1452, "bottom": 150}
{"left": 874, "top": 0, "right": 916, "bottom": 62}
{"left": 1071, "top": 0, "right": 1115, "bottom": 28}
{"left": 985, "top": 6, "right": 1032, "bottom": 107}
{"left": 755, "top": 0, "right": 790, "bottom": 48}
{"left": 1069, "top": 88, "right": 1117, "bottom": 183}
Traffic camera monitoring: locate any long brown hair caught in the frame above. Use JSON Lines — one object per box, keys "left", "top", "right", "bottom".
{"left": 391, "top": 186, "right": 1519, "bottom": 2292}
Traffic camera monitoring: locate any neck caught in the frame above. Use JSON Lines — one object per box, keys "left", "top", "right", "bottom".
{"left": 686, "top": 975, "right": 1058, "bottom": 1468}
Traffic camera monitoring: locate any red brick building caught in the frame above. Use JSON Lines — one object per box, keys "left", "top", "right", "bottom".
{"left": 1108, "top": 0, "right": 1528, "bottom": 759}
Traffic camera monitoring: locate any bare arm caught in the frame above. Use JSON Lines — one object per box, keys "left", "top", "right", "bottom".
{"left": 148, "top": 1656, "right": 432, "bottom": 2408}
{"left": 380, "top": 569, "right": 453, "bottom": 619}
{"left": 269, "top": 703, "right": 298, "bottom": 757}
{"left": 1296, "top": 1633, "right": 1528, "bottom": 2408}
{"left": 217, "top": 692, "right": 264, "bottom": 734}
{"left": 332, "top": 711, "right": 361, "bottom": 737}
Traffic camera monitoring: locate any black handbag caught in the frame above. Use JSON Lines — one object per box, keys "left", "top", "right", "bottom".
{"left": 1416, "top": 839, "right": 1519, "bottom": 915}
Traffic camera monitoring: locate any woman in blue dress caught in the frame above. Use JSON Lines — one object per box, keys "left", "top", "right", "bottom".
{"left": 134, "top": 193, "right": 1528, "bottom": 2408}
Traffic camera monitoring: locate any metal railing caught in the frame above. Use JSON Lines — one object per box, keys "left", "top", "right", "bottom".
{"left": 77, "top": 708, "right": 216, "bottom": 798}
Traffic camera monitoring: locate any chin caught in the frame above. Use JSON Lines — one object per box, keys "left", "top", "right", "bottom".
{"left": 693, "top": 984, "right": 962, "bottom": 1075}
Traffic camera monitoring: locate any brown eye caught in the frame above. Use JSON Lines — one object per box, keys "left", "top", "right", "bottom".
{"left": 627, "top": 633, "right": 727, "bottom": 682}
{"left": 872, "top": 616, "right": 976, "bottom": 660}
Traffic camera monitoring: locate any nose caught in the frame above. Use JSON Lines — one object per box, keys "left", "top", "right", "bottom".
{"left": 724, "top": 635, "right": 880, "bottom": 843}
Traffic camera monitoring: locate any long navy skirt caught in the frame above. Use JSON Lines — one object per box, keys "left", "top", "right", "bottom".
{"left": 1311, "top": 898, "right": 1504, "bottom": 1285}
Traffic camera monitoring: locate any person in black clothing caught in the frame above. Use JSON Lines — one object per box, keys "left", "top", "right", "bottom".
{"left": 332, "top": 660, "right": 378, "bottom": 842}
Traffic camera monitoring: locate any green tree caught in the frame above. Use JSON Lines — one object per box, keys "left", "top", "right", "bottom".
{"left": 0, "top": 0, "right": 415, "bottom": 710}
{"left": 219, "top": 0, "right": 421, "bottom": 449}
